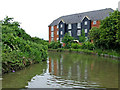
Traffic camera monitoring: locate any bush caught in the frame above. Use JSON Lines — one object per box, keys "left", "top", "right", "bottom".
{"left": 48, "top": 41, "right": 61, "bottom": 49}
{"left": 71, "top": 43, "right": 81, "bottom": 49}
{"left": 81, "top": 42, "right": 95, "bottom": 50}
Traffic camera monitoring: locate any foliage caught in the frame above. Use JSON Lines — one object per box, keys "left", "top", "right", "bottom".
{"left": 71, "top": 43, "right": 81, "bottom": 49}
{"left": 79, "top": 29, "right": 86, "bottom": 42}
{"left": 89, "top": 10, "right": 120, "bottom": 50}
{"left": 81, "top": 41, "right": 95, "bottom": 50}
{"left": 89, "top": 27, "right": 100, "bottom": 48}
{"left": 62, "top": 33, "right": 74, "bottom": 48}
{"left": 2, "top": 16, "right": 48, "bottom": 74}
{"left": 48, "top": 41, "right": 61, "bottom": 49}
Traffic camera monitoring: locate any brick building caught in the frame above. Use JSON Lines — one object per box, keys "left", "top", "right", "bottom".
{"left": 48, "top": 8, "right": 114, "bottom": 43}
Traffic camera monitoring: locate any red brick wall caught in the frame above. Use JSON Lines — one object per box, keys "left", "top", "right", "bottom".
{"left": 49, "top": 25, "right": 59, "bottom": 43}
{"left": 49, "top": 26, "right": 51, "bottom": 43}
{"left": 54, "top": 25, "right": 59, "bottom": 42}
{"left": 91, "top": 20, "right": 100, "bottom": 28}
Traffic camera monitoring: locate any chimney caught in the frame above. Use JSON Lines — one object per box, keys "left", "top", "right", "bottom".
{"left": 118, "top": 1, "right": 120, "bottom": 11}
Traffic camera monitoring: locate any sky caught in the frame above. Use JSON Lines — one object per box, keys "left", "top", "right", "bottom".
{"left": 0, "top": 0, "right": 119, "bottom": 40}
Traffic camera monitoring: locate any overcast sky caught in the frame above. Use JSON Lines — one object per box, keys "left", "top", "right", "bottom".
{"left": 0, "top": 0, "right": 119, "bottom": 40}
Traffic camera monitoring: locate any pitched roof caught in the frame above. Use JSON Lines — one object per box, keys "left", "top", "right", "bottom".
{"left": 49, "top": 8, "right": 114, "bottom": 26}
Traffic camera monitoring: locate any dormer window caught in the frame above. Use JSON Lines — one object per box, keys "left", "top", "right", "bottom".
{"left": 84, "top": 21, "right": 87, "bottom": 25}
{"left": 77, "top": 23, "right": 81, "bottom": 28}
{"left": 60, "top": 24, "right": 63, "bottom": 28}
{"left": 51, "top": 26, "right": 54, "bottom": 31}
{"left": 93, "top": 21, "right": 97, "bottom": 25}
{"left": 68, "top": 24, "right": 72, "bottom": 29}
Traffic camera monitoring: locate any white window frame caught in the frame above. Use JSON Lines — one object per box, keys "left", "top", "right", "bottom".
{"left": 68, "top": 31, "right": 72, "bottom": 36}
{"left": 85, "top": 29, "right": 87, "bottom": 33}
{"left": 60, "top": 24, "right": 63, "bottom": 28}
{"left": 57, "top": 31, "right": 59, "bottom": 35}
{"left": 77, "top": 30, "right": 81, "bottom": 36}
{"left": 93, "top": 21, "right": 96, "bottom": 25}
{"left": 77, "top": 23, "right": 81, "bottom": 28}
{"left": 68, "top": 24, "right": 72, "bottom": 29}
{"left": 84, "top": 21, "right": 87, "bottom": 25}
{"left": 51, "top": 26, "right": 54, "bottom": 31}
{"left": 60, "top": 38, "right": 62, "bottom": 42}
{"left": 51, "top": 38, "right": 54, "bottom": 41}
{"left": 57, "top": 37, "right": 59, "bottom": 41}
{"left": 61, "top": 31, "right": 63, "bottom": 35}
{"left": 51, "top": 32, "right": 54, "bottom": 37}
{"left": 57, "top": 25, "right": 59, "bottom": 28}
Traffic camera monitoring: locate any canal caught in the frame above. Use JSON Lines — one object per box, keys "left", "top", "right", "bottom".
{"left": 2, "top": 52, "right": 120, "bottom": 88}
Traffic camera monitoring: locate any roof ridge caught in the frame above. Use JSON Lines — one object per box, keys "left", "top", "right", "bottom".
{"left": 61, "top": 8, "right": 113, "bottom": 18}
{"left": 49, "top": 8, "right": 114, "bottom": 26}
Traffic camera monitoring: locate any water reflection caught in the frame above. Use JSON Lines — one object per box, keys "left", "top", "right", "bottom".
{"left": 27, "top": 52, "right": 119, "bottom": 88}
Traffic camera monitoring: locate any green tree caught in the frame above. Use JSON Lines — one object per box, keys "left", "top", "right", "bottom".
{"left": 62, "top": 33, "right": 74, "bottom": 48}
{"left": 89, "top": 27, "right": 100, "bottom": 48}
{"left": 79, "top": 29, "right": 86, "bottom": 42}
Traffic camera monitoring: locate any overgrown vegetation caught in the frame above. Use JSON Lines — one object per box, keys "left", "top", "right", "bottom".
{"left": 1, "top": 16, "right": 48, "bottom": 74}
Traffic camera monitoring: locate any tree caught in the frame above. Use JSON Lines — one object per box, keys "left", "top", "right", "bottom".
{"left": 89, "top": 27, "right": 101, "bottom": 48}
{"left": 79, "top": 29, "right": 86, "bottom": 42}
{"left": 62, "top": 33, "right": 74, "bottom": 48}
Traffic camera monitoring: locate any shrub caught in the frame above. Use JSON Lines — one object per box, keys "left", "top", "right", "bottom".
{"left": 48, "top": 41, "right": 61, "bottom": 49}
{"left": 81, "top": 42, "right": 95, "bottom": 50}
{"left": 71, "top": 43, "right": 81, "bottom": 49}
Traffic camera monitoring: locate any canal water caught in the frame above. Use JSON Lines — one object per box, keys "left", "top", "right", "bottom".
{"left": 2, "top": 52, "right": 120, "bottom": 88}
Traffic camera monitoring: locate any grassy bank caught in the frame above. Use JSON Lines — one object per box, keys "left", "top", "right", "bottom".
{"left": 1, "top": 16, "right": 48, "bottom": 74}
{"left": 48, "top": 48, "right": 120, "bottom": 60}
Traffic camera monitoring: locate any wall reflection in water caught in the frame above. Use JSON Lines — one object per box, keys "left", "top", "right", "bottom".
{"left": 47, "top": 52, "right": 119, "bottom": 88}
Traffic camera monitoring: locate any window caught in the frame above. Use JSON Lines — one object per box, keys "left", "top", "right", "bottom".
{"left": 77, "top": 30, "right": 81, "bottom": 36}
{"left": 68, "top": 24, "right": 72, "bottom": 29}
{"left": 57, "top": 38, "right": 59, "bottom": 41}
{"left": 68, "top": 31, "right": 72, "bottom": 36}
{"left": 51, "top": 38, "right": 54, "bottom": 41}
{"left": 60, "top": 38, "right": 62, "bottom": 42}
{"left": 61, "top": 31, "right": 63, "bottom": 35}
{"left": 84, "top": 21, "right": 87, "bottom": 25}
{"left": 85, "top": 29, "right": 87, "bottom": 33}
{"left": 57, "top": 25, "right": 59, "bottom": 28}
{"left": 51, "top": 32, "right": 54, "bottom": 37}
{"left": 93, "top": 21, "right": 96, "bottom": 25}
{"left": 77, "top": 23, "right": 81, "bottom": 28}
{"left": 57, "top": 31, "right": 59, "bottom": 35}
{"left": 51, "top": 26, "right": 54, "bottom": 31}
{"left": 60, "top": 24, "right": 63, "bottom": 28}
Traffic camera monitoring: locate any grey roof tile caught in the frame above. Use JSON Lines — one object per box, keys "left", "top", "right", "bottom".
{"left": 49, "top": 8, "right": 114, "bottom": 26}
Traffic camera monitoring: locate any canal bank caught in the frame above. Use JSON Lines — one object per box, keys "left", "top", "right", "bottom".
{"left": 48, "top": 49, "right": 120, "bottom": 60}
